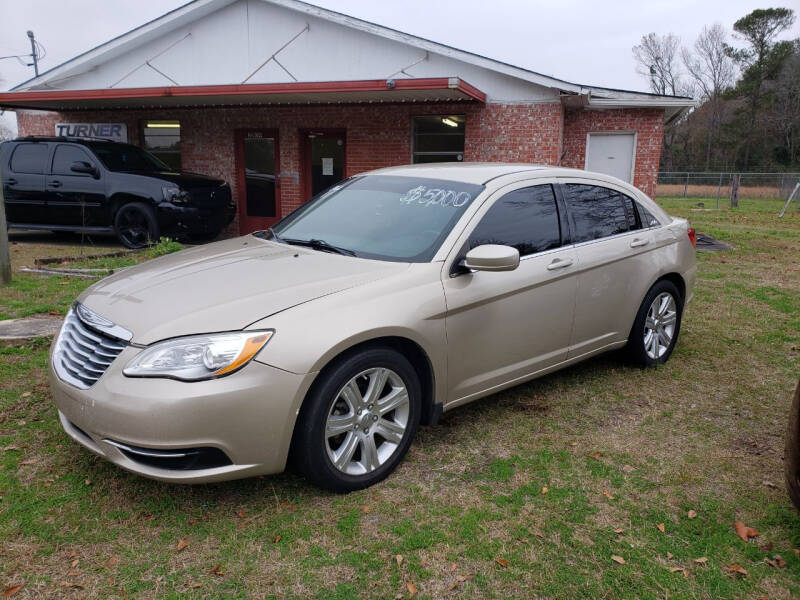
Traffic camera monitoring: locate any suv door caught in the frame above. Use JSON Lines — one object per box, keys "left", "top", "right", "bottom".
{"left": 46, "top": 144, "right": 106, "bottom": 227}
{"left": 442, "top": 181, "right": 577, "bottom": 406}
{"left": 3, "top": 142, "right": 50, "bottom": 224}
{"left": 561, "top": 181, "right": 654, "bottom": 357}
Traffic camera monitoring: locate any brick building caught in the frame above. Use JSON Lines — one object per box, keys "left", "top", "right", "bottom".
{"left": 0, "top": 0, "right": 693, "bottom": 236}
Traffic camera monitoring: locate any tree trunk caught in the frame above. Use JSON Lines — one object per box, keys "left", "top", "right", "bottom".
{"left": 730, "top": 174, "right": 741, "bottom": 208}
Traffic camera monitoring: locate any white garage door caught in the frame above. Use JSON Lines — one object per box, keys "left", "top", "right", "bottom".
{"left": 585, "top": 133, "right": 636, "bottom": 183}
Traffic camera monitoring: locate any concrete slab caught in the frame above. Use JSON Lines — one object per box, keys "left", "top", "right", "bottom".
{"left": 0, "top": 316, "right": 63, "bottom": 340}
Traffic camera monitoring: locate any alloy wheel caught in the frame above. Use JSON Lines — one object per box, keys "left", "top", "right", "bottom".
{"left": 324, "top": 367, "right": 410, "bottom": 475}
{"left": 643, "top": 292, "right": 677, "bottom": 359}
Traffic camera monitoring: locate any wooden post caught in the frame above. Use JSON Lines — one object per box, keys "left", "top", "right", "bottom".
{"left": 730, "top": 174, "right": 740, "bottom": 208}
{"left": 683, "top": 173, "right": 689, "bottom": 198}
{"left": 0, "top": 177, "right": 10, "bottom": 286}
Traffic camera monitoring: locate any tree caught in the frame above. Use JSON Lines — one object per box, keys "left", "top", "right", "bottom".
{"left": 726, "top": 7, "right": 796, "bottom": 169}
{"left": 682, "top": 24, "right": 737, "bottom": 169}
{"left": 633, "top": 33, "right": 686, "bottom": 96}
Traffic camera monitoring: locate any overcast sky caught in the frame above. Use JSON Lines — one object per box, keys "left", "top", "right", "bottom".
{"left": 1, "top": 0, "right": 798, "bottom": 133}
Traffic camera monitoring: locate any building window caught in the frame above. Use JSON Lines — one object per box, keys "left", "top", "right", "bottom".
{"left": 142, "top": 120, "right": 181, "bottom": 170}
{"left": 412, "top": 115, "right": 465, "bottom": 163}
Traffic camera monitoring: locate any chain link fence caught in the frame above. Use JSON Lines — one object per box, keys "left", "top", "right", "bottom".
{"left": 656, "top": 172, "right": 800, "bottom": 208}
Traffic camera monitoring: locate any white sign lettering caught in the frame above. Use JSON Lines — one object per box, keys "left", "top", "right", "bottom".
{"left": 399, "top": 186, "right": 472, "bottom": 208}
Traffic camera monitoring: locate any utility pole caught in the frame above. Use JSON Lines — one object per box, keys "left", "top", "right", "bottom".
{"left": 26, "top": 30, "right": 38, "bottom": 77}
{"left": 0, "top": 173, "right": 11, "bottom": 286}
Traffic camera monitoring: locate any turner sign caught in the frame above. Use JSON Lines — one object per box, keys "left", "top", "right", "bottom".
{"left": 55, "top": 123, "right": 128, "bottom": 142}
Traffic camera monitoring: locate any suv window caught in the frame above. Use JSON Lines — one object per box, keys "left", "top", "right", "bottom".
{"left": 564, "top": 184, "right": 632, "bottom": 243}
{"left": 10, "top": 143, "right": 48, "bottom": 174}
{"left": 52, "top": 145, "right": 95, "bottom": 176}
{"left": 469, "top": 184, "right": 561, "bottom": 257}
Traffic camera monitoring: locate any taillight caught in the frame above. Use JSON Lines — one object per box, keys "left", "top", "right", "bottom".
{"left": 687, "top": 227, "right": 697, "bottom": 248}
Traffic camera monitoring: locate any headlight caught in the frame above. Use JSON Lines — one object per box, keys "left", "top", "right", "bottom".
{"left": 123, "top": 331, "right": 273, "bottom": 381}
{"left": 162, "top": 186, "right": 189, "bottom": 203}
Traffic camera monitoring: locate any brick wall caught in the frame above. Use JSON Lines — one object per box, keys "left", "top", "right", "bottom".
{"left": 16, "top": 102, "right": 664, "bottom": 235}
{"left": 561, "top": 107, "right": 663, "bottom": 197}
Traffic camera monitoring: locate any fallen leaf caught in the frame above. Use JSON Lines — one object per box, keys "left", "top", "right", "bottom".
{"left": 602, "top": 491, "right": 615, "bottom": 500}
{"left": 70, "top": 559, "right": 79, "bottom": 569}
{"left": 20, "top": 391, "right": 32, "bottom": 398}
{"left": 723, "top": 564, "right": 748, "bottom": 576}
{"left": 541, "top": 486, "right": 549, "bottom": 495}
{"left": 656, "top": 523, "right": 666, "bottom": 533}
{"left": 395, "top": 555, "right": 403, "bottom": 567}
{"left": 587, "top": 452, "right": 603, "bottom": 460}
{"left": 449, "top": 562, "right": 456, "bottom": 572}
{"left": 611, "top": 555, "right": 626, "bottom": 565}
{"left": 237, "top": 509, "right": 246, "bottom": 519}
{"left": 763, "top": 480, "right": 777, "bottom": 489}
{"left": 759, "top": 542, "right": 774, "bottom": 552}
{"left": 360, "top": 505, "right": 371, "bottom": 514}
{"left": 2, "top": 585, "right": 23, "bottom": 598}
{"left": 613, "top": 528, "right": 624, "bottom": 534}
{"left": 406, "top": 582, "right": 418, "bottom": 596}
{"left": 18, "top": 459, "right": 37, "bottom": 466}
{"left": 2, "top": 446, "right": 19, "bottom": 452}
{"left": 105, "top": 556, "right": 119, "bottom": 568}
{"left": 494, "top": 557, "right": 509, "bottom": 568}
{"left": 84, "top": 479, "right": 92, "bottom": 486}
{"left": 794, "top": 549, "right": 800, "bottom": 557}
{"left": 569, "top": 441, "right": 578, "bottom": 447}
{"left": 667, "top": 552, "right": 674, "bottom": 559}
{"left": 669, "top": 566, "right": 688, "bottom": 578}
{"left": 733, "top": 521, "right": 760, "bottom": 542}
{"left": 189, "top": 583, "right": 202, "bottom": 589}
{"left": 60, "top": 582, "right": 84, "bottom": 589}
{"left": 176, "top": 539, "right": 188, "bottom": 552}
{"left": 209, "top": 564, "right": 224, "bottom": 577}
{"left": 621, "top": 465, "right": 635, "bottom": 473}
{"left": 273, "top": 535, "right": 281, "bottom": 544}
{"left": 693, "top": 557, "right": 708, "bottom": 564}
{"left": 529, "top": 529, "right": 544, "bottom": 538}
{"left": 688, "top": 510, "right": 697, "bottom": 519}
{"left": 767, "top": 555, "right": 787, "bottom": 568}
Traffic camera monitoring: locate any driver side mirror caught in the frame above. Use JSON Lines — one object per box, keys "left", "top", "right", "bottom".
{"left": 70, "top": 160, "right": 99, "bottom": 178}
{"left": 463, "top": 244, "right": 520, "bottom": 272}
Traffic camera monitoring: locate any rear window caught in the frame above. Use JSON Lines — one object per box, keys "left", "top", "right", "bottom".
{"left": 10, "top": 143, "right": 48, "bottom": 174}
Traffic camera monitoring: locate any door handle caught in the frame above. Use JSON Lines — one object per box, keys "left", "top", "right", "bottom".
{"left": 6, "top": 178, "right": 17, "bottom": 185}
{"left": 630, "top": 238, "right": 650, "bottom": 248}
{"left": 547, "top": 258, "right": 574, "bottom": 271}
{"left": 48, "top": 180, "right": 62, "bottom": 188}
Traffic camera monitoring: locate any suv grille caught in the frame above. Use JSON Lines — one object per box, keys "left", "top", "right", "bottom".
{"left": 53, "top": 306, "right": 129, "bottom": 389}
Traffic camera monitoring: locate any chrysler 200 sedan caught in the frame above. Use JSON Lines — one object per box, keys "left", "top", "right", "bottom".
{"left": 50, "top": 163, "right": 697, "bottom": 492}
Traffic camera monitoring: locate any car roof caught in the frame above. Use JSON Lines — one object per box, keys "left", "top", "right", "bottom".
{"left": 367, "top": 162, "right": 621, "bottom": 185}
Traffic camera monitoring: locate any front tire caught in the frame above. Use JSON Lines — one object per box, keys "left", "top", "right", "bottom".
{"left": 626, "top": 280, "right": 683, "bottom": 366}
{"left": 114, "top": 202, "right": 159, "bottom": 249}
{"left": 293, "top": 347, "right": 421, "bottom": 492}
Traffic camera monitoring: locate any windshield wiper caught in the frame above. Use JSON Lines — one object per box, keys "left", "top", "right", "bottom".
{"left": 281, "top": 237, "right": 357, "bottom": 257}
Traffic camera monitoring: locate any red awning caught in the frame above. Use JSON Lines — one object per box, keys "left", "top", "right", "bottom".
{"left": 0, "top": 77, "right": 485, "bottom": 111}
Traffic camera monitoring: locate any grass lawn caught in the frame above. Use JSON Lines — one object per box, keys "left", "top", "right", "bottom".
{"left": 1, "top": 200, "right": 799, "bottom": 599}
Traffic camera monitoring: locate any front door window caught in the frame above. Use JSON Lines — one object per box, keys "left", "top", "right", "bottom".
{"left": 305, "top": 132, "right": 345, "bottom": 200}
{"left": 236, "top": 130, "right": 279, "bottom": 234}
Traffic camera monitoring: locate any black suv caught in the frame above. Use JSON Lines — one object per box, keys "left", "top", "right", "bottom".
{"left": 0, "top": 137, "right": 235, "bottom": 247}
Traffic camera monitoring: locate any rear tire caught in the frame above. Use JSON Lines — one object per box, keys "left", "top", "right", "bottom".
{"left": 293, "top": 347, "right": 421, "bottom": 492}
{"left": 626, "top": 280, "right": 683, "bottom": 366}
{"left": 114, "top": 202, "right": 159, "bottom": 249}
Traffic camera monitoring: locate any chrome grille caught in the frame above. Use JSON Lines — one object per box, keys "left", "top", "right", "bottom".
{"left": 53, "top": 305, "right": 130, "bottom": 389}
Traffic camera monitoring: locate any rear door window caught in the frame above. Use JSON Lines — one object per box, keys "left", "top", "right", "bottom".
{"left": 469, "top": 184, "right": 561, "bottom": 256}
{"left": 51, "top": 145, "right": 95, "bottom": 176}
{"left": 564, "top": 184, "right": 630, "bottom": 243}
{"left": 10, "top": 143, "right": 48, "bottom": 174}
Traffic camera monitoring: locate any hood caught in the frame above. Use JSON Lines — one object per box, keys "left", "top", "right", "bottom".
{"left": 78, "top": 236, "right": 408, "bottom": 344}
{"left": 149, "top": 171, "right": 227, "bottom": 188}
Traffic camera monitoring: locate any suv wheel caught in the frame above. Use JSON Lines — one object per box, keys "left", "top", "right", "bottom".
{"left": 293, "top": 347, "right": 421, "bottom": 492}
{"left": 626, "top": 280, "right": 683, "bottom": 366}
{"left": 114, "top": 203, "right": 159, "bottom": 249}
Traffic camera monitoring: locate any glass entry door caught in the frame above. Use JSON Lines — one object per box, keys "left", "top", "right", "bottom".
{"left": 303, "top": 131, "right": 345, "bottom": 201}
{"left": 236, "top": 129, "right": 280, "bottom": 234}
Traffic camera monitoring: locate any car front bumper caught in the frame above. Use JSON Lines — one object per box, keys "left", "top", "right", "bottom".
{"left": 50, "top": 345, "right": 317, "bottom": 483}
{"left": 156, "top": 202, "right": 236, "bottom": 237}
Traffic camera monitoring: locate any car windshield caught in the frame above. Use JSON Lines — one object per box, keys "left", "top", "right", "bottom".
{"left": 263, "top": 175, "right": 484, "bottom": 262}
{"left": 85, "top": 143, "right": 172, "bottom": 173}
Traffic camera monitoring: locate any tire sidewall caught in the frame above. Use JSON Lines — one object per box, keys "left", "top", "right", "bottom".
{"left": 628, "top": 280, "right": 684, "bottom": 366}
{"left": 114, "top": 202, "right": 159, "bottom": 248}
{"left": 296, "top": 347, "right": 421, "bottom": 492}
